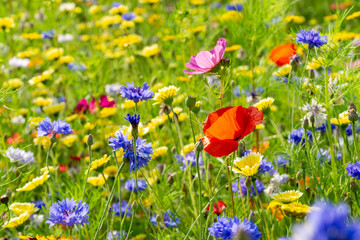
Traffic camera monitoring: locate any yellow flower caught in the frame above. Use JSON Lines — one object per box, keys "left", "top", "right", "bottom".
{"left": 141, "top": 0, "right": 160, "bottom": 3}
{"left": 65, "top": 114, "right": 78, "bottom": 122}
{"left": 16, "top": 173, "right": 50, "bottom": 192}
{"left": 112, "top": 34, "right": 142, "bottom": 47}
{"left": 29, "top": 69, "right": 54, "bottom": 85}
{"left": 324, "top": 14, "right": 338, "bottom": 21}
{"left": 190, "top": 0, "right": 205, "bottom": 5}
{"left": 40, "top": 166, "right": 55, "bottom": 174}
{"left": 58, "top": 55, "right": 74, "bottom": 64}
{"left": 219, "top": 11, "right": 243, "bottom": 22}
{"left": 331, "top": 111, "right": 351, "bottom": 125}
{"left": 333, "top": 32, "right": 360, "bottom": 42}
{"left": 44, "top": 48, "right": 64, "bottom": 60}
{"left": 43, "top": 102, "right": 65, "bottom": 114}
{"left": 19, "top": 235, "right": 74, "bottom": 240}
{"left": 273, "top": 64, "right": 291, "bottom": 77}
{"left": 308, "top": 19, "right": 317, "bottom": 25}
{"left": 121, "top": 100, "right": 144, "bottom": 109}
{"left": 89, "top": 5, "right": 101, "bottom": 15}
{"left": 99, "top": 107, "right": 116, "bottom": 118}
{"left": 21, "top": 32, "right": 42, "bottom": 40}
{"left": 33, "top": 136, "right": 51, "bottom": 149}
{"left": 140, "top": 44, "right": 159, "bottom": 57}
{"left": 269, "top": 200, "right": 310, "bottom": 219}
{"left": 283, "top": 15, "right": 305, "bottom": 24}
{"left": 256, "top": 124, "right": 264, "bottom": 130}
{"left": 232, "top": 152, "right": 262, "bottom": 176}
{"left": 87, "top": 175, "right": 107, "bottom": 186}
{"left": 183, "top": 143, "right": 194, "bottom": 155}
{"left": 103, "top": 165, "right": 118, "bottom": 177}
{"left": 226, "top": 45, "right": 242, "bottom": 52}
{"left": 271, "top": 190, "right": 303, "bottom": 203}
{"left": 61, "top": 134, "right": 78, "bottom": 147}
{"left": 176, "top": 76, "right": 191, "bottom": 82}
{"left": 84, "top": 122, "right": 96, "bottom": 131}
{"left": 17, "top": 48, "right": 39, "bottom": 58}
{"left": 346, "top": 11, "right": 360, "bottom": 20}
{"left": 10, "top": 203, "right": 37, "bottom": 216}
{"left": 109, "top": 5, "right": 129, "bottom": 15}
{"left": 121, "top": 20, "right": 135, "bottom": 29}
{"left": 178, "top": 113, "right": 188, "bottom": 122}
{"left": 3, "top": 78, "right": 23, "bottom": 89}
{"left": 33, "top": 97, "right": 52, "bottom": 107}
{"left": 152, "top": 146, "right": 168, "bottom": 159}
{"left": 89, "top": 154, "right": 111, "bottom": 172}
{"left": 4, "top": 212, "right": 31, "bottom": 228}
{"left": 153, "top": 85, "right": 179, "bottom": 104}
{"left": 97, "top": 15, "right": 122, "bottom": 28}
{"left": 253, "top": 97, "right": 274, "bottom": 114}
{"left": 0, "top": 17, "right": 15, "bottom": 31}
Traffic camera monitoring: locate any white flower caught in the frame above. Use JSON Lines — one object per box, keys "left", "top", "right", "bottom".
{"left": 105, "top": 83, "right": 121, "bottom": 95}
{"left": 6, "top": 146, "right": 34, "bottom": 164}
{"left": 9, "top": 57, "right": 29, "bottom": 68}
{"left": 301, "top": 99, "right": 327, "bottom": 127}
{"left": 11, "top": 115, "right": 26, "bottom": 125}
{"left": 264, "top": 173, "right": 288, "bottom": 196}
{"left": 59, "top": 2, "right": 76, "bottom": 12}
{"left": 58, "top": 34, "right": 74, "bottom": 43}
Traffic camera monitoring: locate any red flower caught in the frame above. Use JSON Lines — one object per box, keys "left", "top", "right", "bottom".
{"left": 202, "top": 106, "right": 263, "bottom": 157}
{"left": 206, "top": 200, "right": 227, "bottom": 215}
{"left": 99, "top": 95, "right": 116, "bottom": 108}
{"left": 59, "top": 164, "right": 67, "bottom": 173}
{"left": 269, "top": 43, "right": 296, "bottom": 67}
{"left": 6, "top": 133, "right": 24, "bottom": 145}
{"left": 70, "top": 155, "right": 82, "bottom": 161}
{"left": 74, "top": 97, "right": 97, "bottom": 114}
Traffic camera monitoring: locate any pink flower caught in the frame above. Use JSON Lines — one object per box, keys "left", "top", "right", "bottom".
{"left": 74, "top": 98, "right": 89, "bottom": 113}
{"left": 99, "top": 95, "right": 116, "bottom": 108}
{"left": 89, "top": 97, "right": 97, "bottom": 114}
{"left": 184, "top": 38, "right": 227, "bottom": 75}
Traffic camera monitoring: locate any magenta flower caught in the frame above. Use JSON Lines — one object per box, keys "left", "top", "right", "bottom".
{"left": 184, "top": 38, "right": 227, "bottom": 75}
{"left": 99, "top": 95, "right": 116, "bottom": 108}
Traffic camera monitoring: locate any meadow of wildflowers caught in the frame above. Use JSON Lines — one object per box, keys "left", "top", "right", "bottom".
{"left": 2, "top": 0, "right": 360, "bottom": 239}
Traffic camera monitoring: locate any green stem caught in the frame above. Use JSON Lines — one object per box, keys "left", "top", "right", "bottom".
{"left": 253, "top": 181, "right": 271, "bottom": 239}
{"left": 195, "top": 151, "right": 203, "bottom": 239}
{"left": 81, "top": 144, "right": 93, "bottom": 200}
{"left": 226, "top": 156, "right": 235, "bottom": 216}
{"left": 113, "top": 151, "right": 122, "bottom": 235}
{"left": 94, "top": 162, "right": 126, "bottom": 239}
{"left": 352, "top": 122, "right": 358, "bottom": 161}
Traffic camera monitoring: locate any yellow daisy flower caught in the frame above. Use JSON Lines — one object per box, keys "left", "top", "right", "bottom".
{"left": 273, "top": 64, "right": 291, "bottom": 77}
{"left": 271, "top": 190, "right": 303, "bottom": 203}
{"left": 89, "top": 154, "right": 111, "bottom": 172}
{"left": 140, "top": 44, "right": 160, "bottom": 57}
{"left": 99, "top": 107, "right": 116, "bottom": 118}
{"left": 3, "top": 78, "right": 23, "bottom": 89}
{"left": 283, "top": 15, "right": 305, "bottom": 24}
{"left": 331, "top": 111, "right": 351, "bottom": 126}
{"left": 9, "top": 202, "right": 37, "bottom": 216}
{"left": 4, "top": 212, "right": 31, "bottom": 228}
{"left": 87, "top": 175, "right": 107, "bottom": 186}
{"left": 225, "top": 45, "right": 242, "bottom": 52}
{"left": 16, "top": 173, "right": 50, "bottom": 192}
{"left": 253, "top": 97, "right": 274, "bottom": 114}
{"left": 43, "top": 102, "right": 65, "bottom": 114}
{"left": 232, "top": 152, "right": 262, "bottom": 177}
{"left": 346, "top": 11, "right": 360, "bottom": 20}
{"left": 44, "top": 48, "right": 64, "bottom": 60}
{"left": 61, "top": 134, "right": 78, "bottom": 147}
{"left": 153, "top": 85, "right": 180, "bottom": 105}
{"left": 103, "top": 165, "right": 118, "bottom": 177}
{"left": 152, "top": 146, "right": 168, "bottom": 159}
{"left": 268, "top": 200, "right": 310, "bottom": 219}
{"left": 0, "top": 17, "right": 15, "bottom": 31}
{"left": 183, "top": 143, "right": 194, "bottom": 155}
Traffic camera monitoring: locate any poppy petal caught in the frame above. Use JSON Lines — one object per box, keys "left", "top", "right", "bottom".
{"left": 270, "top": 43, "right": 296, "bottom": 67}
{"left": 202, "top": 136, "right": 238, "bottom": 157}
{"left": 203, "top": 106, "right": 233, "bottom": 134}
{"left": 236, "top": 106, "right": 263, "bottom": 139}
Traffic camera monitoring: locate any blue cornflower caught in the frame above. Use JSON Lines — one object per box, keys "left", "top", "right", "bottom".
{"left": 111, "top": 200, "right": 131, "bottom": 217}
{"left": 41, "top": 30, "right": 55, "bottom": 39}
{"left": 208, "top": 216, "right": 261, "bottom": 240}
{"left": 37, "top": 117, "right": 73, "bottom": 137}
{"left": 274, "top": 155, "right": 289, "bottom": 167}
{"left": 122, "top": 12, "right": 136, "bottom": 21}
{"left": 346, "top": 161, "right": 360, "bottom": 180}
{"left": 67, "top": 62, "right": 87, "bottom": 71}
{"left": 151, "top": 211, "right": 180, "bottom": 228}
{"left": 288, "top": 127, "right": 313, "bottom": 145}
{"left": 108, "top": 130, "right": 153, "bottom": 172}
{"left": 175, "top": 151, "right": 204, "bottom": 171}
{"left": 317, "top": 148, "right": 342, "bottom": 163}
{"left": 120, "top": 82, "right": 153, "bottom": 103}
{"left": 107, "top": 231, "right": 127, "bottom": 240}
{"left": 32, "top": 200, "right": 46, "bottom": 209}
{"left": 291, "top": 201, "right": 360, "bottom": 240}
{"left": 277, "top": 238, "right": 291, "bottom": 240}
{"left": 316, "top": 122, "right": 336, "bottom": 133}
{"left": 111, "top": 2, "right": 122, "bottom": 8}
{"left": 232, "top": 179, "right": 264, "bottom": 198}
{"left": 46, "top": 198, "right": 89, "bottom": 228}
{"left": 296, "top": 29, "right": 328, "bottom": 48}
{"left": 124, "top": 113, "right": 140, "bottom": 128}
{"left": 124, "top": 179, "right": 148, "bottom": 192}
{"left": 226, "top": 4, "right": 243, "bottom": 11}
{"left": 346, "top": 123, "right": 360, "bottom": 136}
{"left": 258, "top": 159, "right": 273, "bottom": 174}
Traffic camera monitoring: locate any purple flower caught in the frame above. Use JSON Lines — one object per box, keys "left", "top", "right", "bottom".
{"left": 111, "top": 200, "right": 131, "bottom": 217}
{"left": 226, "top": 4, "right": 243, "bottom": 11}
{"left": 107, "top": 231, "right": 127, "bottom": 240}
{"left": 258, "top": 159, "right": 273, "bottom": 174}
{"left": 346, "top": 161, "right": 360, "bottom": 180}
{"left": 288, "top": 127, "right": 313, "bottom": 145}
{"left": 316, "top": 122, "right": 336, "bottom": 133}
{"left": 42, "top": 30, "right": 55, "bottom": 39}
{"left": 292, "top": 201, "right": 360, "bottom": 240}
{"left": 37, "top": 117, "right": 73, "bottom": 137}
{"left": 124, "top": 179, "right": 147, "bottom": 192}
{"left": 175, "top": 151, "right": 203, "bottom": 171}
{"left": 122, "top": 12, "right": 136, "bottom": 21}
{"left": 108, "top": 131, "right": 130, "bottom": 151}
{"left": 124, "top": 113, "right": 140, "bottom": 128}
{"left": 46, "top": 198, "right": 89, "bottom": 228}
{"left": 208, "top": 216, "right": 261, "bottom": 240}
{"left": 67, "top": 63, "right": 87, "bottom": 71}
{"left": 151, "top": 211, "right": 180, "bottom": 228}
{"left": 120, "top": 82, "right": 153, "bottom": 103}
{"left": 232, "top": 179, "right": 264, "bottom": 198}
{"left": 32, "top": 200, "right": 46, "bottom": 209}
{"left": 296, "top": 29, "right": 328, "bottom": 48}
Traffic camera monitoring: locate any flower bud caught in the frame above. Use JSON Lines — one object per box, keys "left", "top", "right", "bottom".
{"left": 348, "top": 109, "right": 358, "bottom": 123}
{"left": 195, "top": 139, "right": 204, "bottom": 152}
{"left": 50, "top": 134, "right": 57, "bottom": 143}
{"left": 303, "top": 118, "right": 310, "bottom": 130}
{"left": 160, "top": 103, "right": 171, "bottom": 115}
{"left": 248, "top": 211, "right": 255, "bottom": 222}
{"left": 245, "top": 176, "right": 252, "bottom": 188}
{"left": 87, "top": 134, "right": 94, "bottom": 146}
{"left": 350, "top": 180, "right": 358, "bottom": 192}
{"left": 191, "top": 101, "right": 201, "bottom": 115}
{"left": 349, "top": 102, "right": 357, "bottom": 112}
{"left": 0, "top": 195, "right": 9, "bottom": 205}
{"left": 220, "top": 58, "right": 231, "bottom": 68}
{"left": 185, "top": 96, "right": 197, "bottom": 110}
{"left": 296, "top": 171, "right": 302, "bottom": 182}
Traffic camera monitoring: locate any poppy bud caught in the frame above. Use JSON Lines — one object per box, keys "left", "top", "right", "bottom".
{"left": 296, "top": 171, "right": 302, "bottom": 182}
{"left": 185, "top": 96, "right": 196, "bottom": 110}
{"left": 0, "top": 195, "right": 9, "bottom": 205}
{"left": 220, "top": 58, "right": 231, "bottom": 67}
{"left": 171, "top": 146, "right": 177, "bottom": 154}
{"left": 167, "top": 173, "right": 176, "bottom": 184}
{"left": 191, "top": 101, "right": 201, "bottom": 115}
{"left": 208, "top": 162, "right": 214, "bottom": 171}
{"left": 160, "top": 103, "right": 171, "bottom": 115}
{"left": 87, "top": 134, "right": 94, "bottom": 146}
{"left": 348, "top": 109, "right": 358, "bottom": 123}
{"left": 195, "top": 139, "right": 204, "bottom": 152}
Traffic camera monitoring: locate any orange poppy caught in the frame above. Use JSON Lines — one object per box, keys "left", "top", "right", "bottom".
{"left": 202, "top": 106, "right": 263, "bottom": 157}
{"left": 269, "top": 43, "right": 296, "bottom": 67}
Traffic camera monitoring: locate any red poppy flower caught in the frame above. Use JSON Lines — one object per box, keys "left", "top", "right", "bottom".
{"left": 202, "top": 106, "right": 263, "bottom": 157}
{"left": 70, "top": 155, "right": 82, "bottom": 161}
{"left": 207, "top": 200, "right": 227, "bottom": 215}
{"left": 269, "top": 43, "right": 296, "bottom": 67}
{"left": 6, "top": 133, "right": 24, "bottom": 145}
{"left": 59, "top": 164, "right": 67, "bottom": 173}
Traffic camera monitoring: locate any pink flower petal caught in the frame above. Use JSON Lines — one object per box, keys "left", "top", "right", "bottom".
{"left": 195, "top": 51, "right": 215, "bottom": 69}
